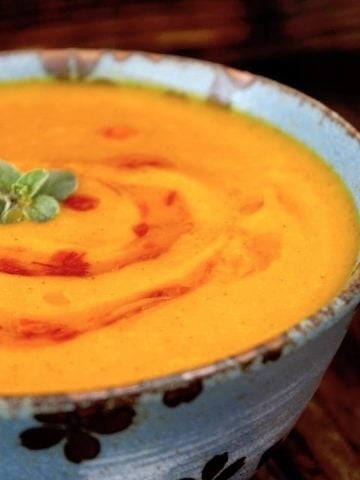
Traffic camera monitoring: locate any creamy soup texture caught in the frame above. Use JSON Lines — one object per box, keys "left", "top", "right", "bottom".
{"left": 0, "top": 82, "right": 358, "bottom": 394}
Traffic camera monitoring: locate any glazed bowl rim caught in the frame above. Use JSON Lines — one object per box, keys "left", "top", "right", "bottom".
{"left": 0, "top": 48, "right": 359, "bottom": 411}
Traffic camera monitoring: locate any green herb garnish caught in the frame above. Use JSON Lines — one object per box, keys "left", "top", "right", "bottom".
{"left": 0, "top": 160, "right": 78, "bottom": 224}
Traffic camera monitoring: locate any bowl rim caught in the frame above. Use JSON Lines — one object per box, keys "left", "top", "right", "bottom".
{"left": 0, "top": 48, "right": 359, "bottom": 413}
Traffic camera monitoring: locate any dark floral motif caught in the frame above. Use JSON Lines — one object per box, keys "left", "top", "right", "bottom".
{"left": 179, "top": 452, "right": 246, "bottom": 480}
{"left": 20, "top": 403, "right": 136, "bottom": 464}
{"left": 163, "top": 379, "right": 203, "bottom": 407}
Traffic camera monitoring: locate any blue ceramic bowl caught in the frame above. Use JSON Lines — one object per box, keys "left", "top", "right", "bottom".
{"left": 0, "top": 50, "right": 359, "bottom": 480}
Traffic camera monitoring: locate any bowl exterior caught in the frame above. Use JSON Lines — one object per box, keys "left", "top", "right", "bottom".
{"left": 0, "top": 50, "right": 359, "bottom": 480}
{"left": 1, "top": 312, "right": 354, "bottom": 479}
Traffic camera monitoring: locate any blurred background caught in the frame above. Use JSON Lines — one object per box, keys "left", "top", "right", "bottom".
{"left": 0, "top": 0, "right": 359, "bottom": 126}
{"left": 1, "top": 1, "right": 359, "bottom": 478}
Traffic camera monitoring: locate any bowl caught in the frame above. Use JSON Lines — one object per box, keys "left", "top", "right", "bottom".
{"left": 0, "top": 49, "right": 359, "bottom": 480}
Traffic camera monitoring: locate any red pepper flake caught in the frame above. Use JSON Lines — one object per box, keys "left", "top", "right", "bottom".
{"left": 0, "top": 258, "right": 29, "bottom": 276}
{"left": 148, "top": 285, "right": 189, "bottom": 299}
{"left": 48, "top": 326, "right": 77, "bottom": 342}
{"left": 165, "top": 190, "right": 177, "bottom": 206}
{"left": 17, "top": 319, "right": 76, "bottom": 342}
{"left": 132, "top": 222, "right": 149, "bottom": 237}
{"left": 64, "top": 194, "right": 100, "bottom": 211}
{"left": 101, "top": 126, "right": 137, "bottom": 140}
{"left": 148, "top": 289, "right": 166, "bottom": 298}
{"left": 46, "top": 250, "right": 90, "bottom": 277}
{"left": 116, "top": 153, "right": 173, "bottom": 169}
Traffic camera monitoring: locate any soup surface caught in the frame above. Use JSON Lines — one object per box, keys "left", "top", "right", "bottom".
{"left": 0, "top": 82, "right": 358, "bottom": 394}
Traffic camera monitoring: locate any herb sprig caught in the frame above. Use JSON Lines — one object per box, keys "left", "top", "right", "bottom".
{"left": 0, "top": 160, "right": 78, "bottom": 224}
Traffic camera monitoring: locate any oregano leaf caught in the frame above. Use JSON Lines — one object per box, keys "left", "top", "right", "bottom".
{"left": 24, "top": 195, "right": 60, "bottom": 223}
{"left": 0, "top": 160, "right": 78, "bottom": 224}
{"left": 12, "top": 170, "right": 49, "bottom": 199}
{"left": 39, "top": 171, "right": 78, "bottom": 201}
{"left": 0, "top": 160, "right": 21, "bottom": 193}
{"left": 2, "top": 206, "right": 24, "bottom": 224}
{"left": 0, "top": 199, "right": 6, "bottom": 216}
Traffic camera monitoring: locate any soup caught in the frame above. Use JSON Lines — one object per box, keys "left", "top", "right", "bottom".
{"left": 0, "top": 82, "right": 358, "bottom": 394}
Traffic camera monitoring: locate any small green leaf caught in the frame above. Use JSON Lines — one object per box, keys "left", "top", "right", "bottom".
{"left": 24, "top": 194, "right": 60, "bottom": 223}
{"left": 11, "top": 183, "right": 28, "bottom": 199}
{"left": 0, "top": 199, "right": 6, "bottom": 216}
{"left": 39, "top": 170, "right": 78, "bottom": 201}
{"left": 0, "top": 160, "right": 78, "bottom": 225}
{"left": 1, "top": 206, "right": 24, "bottom": 224}
{"left": 0, "top": 160, "right": 21, "bottom": 193}
{"left": 12, "top": 170, "right": 49, "bottom": 199}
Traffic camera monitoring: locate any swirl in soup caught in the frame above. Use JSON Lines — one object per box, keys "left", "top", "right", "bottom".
{"left": 0, "top": 83, "right": 358, "bottom": 394}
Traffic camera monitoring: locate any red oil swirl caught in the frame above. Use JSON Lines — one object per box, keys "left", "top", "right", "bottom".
{"left": 0, "top": 157, "right": 213, "bottom": 345}
{"left": 0, "top": 185, "right": 192, "bottom": 277}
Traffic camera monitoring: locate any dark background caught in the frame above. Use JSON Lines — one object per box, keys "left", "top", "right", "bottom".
{"left": 1, "top": 1, "right": 359, "bottom": 478}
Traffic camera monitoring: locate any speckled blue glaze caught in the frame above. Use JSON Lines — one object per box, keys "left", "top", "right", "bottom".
{"left": 0, "top": 50, "right": 359, "bottom": 480}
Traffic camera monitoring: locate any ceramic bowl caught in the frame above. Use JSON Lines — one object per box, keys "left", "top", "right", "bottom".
{"left": 0, "top": 50, "right": 359, "bottom": 480}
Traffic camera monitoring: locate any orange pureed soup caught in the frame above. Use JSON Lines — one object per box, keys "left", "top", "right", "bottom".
{"left": 0, "top": 82, "right": 358, "bottom": 394}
